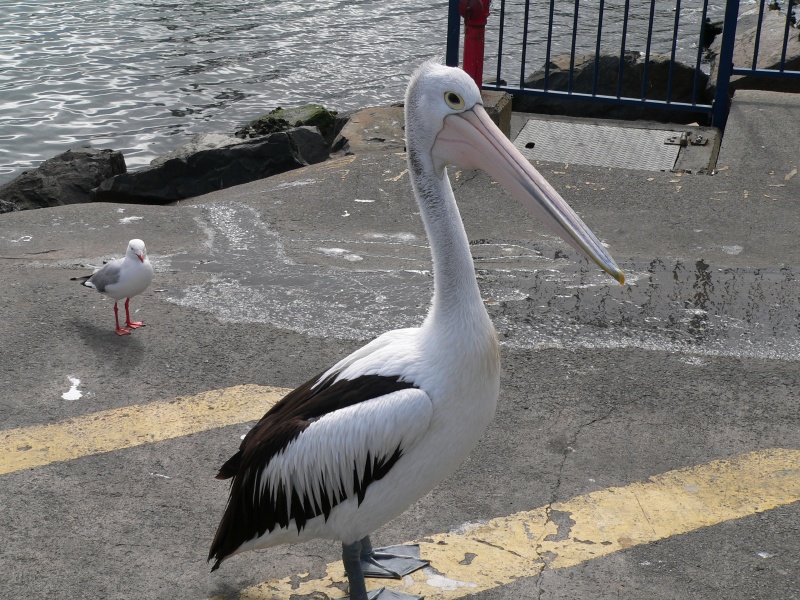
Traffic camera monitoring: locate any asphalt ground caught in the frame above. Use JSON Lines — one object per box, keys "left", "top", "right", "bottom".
{"left": 0, "top": 89, "right": 798, "bottom": 599}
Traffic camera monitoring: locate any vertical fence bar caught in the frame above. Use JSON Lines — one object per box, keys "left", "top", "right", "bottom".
{"left": 496, "top": 0, "right": 506, "bottom": 84}
{"left": 692, "top": 0, "right": 710, "bottom": 105}
{"left": 667, "top": 0, "right": 682, "bottom": 103}
{"left": 519, "top": 0, "right": 531, "bottom": 89}
{"left": 593, "top": 0, "right": 606, "bottom": 96}
{"left": 641, "top": 0, "right": 656, "bottom": 100}
{"left": 711, "top": 0, "right": 741, "bottom": 128}
{"left": 617, "top": 0, "right": 630, "bottom": 98}
{"left": 779, "top": 0, "right": 795, "bottom": 71}
{"left": 752, "top": 0, "right": 767, "bottom": 69}
{"left": 544, "top": 0, "right": 556, "bottom": 90}
{"left": 568, "top": 0, "right": 581, "bottom": 94}
{"left": 446, "top": 0, "right": 461, "bottom": 67}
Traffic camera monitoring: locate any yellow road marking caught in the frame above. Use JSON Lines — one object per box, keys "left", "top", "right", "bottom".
{"left": 229, "top": 448, "right": 800, "bottom": 600}
{"left": 2, "top": 390, "right": 798, "bottom": 600}
{"left": 0, "top": 385, "right": 289, "bottom": 475}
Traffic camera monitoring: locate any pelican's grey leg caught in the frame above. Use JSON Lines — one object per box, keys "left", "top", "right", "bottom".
{"left": 342, "top": 538, "right": 426, "bottom": 599}
{"left": 343, "top": 539, "right": 406, "bottom": 600}
{"left": 342, "top": 540, "right": 371, "bottom": 600}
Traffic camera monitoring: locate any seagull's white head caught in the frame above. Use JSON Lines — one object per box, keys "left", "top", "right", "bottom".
{"left": 126, "top": 239, "right": 147, "bottom": 263}
{"left": 404, "top": 61, "right": 624, "bottom": 284}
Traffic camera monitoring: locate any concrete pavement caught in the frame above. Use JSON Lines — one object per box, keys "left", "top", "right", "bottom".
{"left": 0, "top": 89, "right": 798, "bottom": 599}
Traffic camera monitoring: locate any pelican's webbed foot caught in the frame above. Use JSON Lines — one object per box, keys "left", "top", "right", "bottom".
{"left": 342, "top": 538, "right": 427, "bottom": 600}
{"left": 360, "top": 536, "right": 429, "bottom": 579}
{"left": 367, "top": 587, "right": 424, "bottom": 599}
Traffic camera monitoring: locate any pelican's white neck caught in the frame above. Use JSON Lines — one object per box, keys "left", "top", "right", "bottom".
{"left": 407, "top": 148, "right": 487, "bottom": 330}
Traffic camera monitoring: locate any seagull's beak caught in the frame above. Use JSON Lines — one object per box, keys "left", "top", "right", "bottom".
{"left": 138, "top": 253, "right": 145, "bottom": 263}
{"left": 432, "top": 105, "right": 624, "bottom": 285}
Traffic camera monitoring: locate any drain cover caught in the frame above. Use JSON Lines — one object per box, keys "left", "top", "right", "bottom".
{"left": 514, "top": 119, "right": 682, "bottom": 171}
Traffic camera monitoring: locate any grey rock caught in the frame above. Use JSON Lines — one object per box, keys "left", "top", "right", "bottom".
{"left": 91, "top": 127, "right": 329, "bottom": 205}
{"left": 334, "top": 106, "right": 406, "bottom": 154}
{"left": 235, "top": 104, "right": 346, "bottom": 146}
{"left": 0, "top": 147, "right": 126, "bottom": 211}
{"left": 514, "top": 52, "right": 711, "bottom": 123}
{"left": 0, "top": 199, "right": 19, "bottom": 214}
{"left": 149, "top": 133, "right": 243, "bottom": 167}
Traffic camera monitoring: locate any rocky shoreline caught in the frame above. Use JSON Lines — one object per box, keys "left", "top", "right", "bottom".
{"left": 0, "top": 106, "right": 348, "bottom": 212}
{"left": 1, "top": 5, "right": 797, "bottom": 213}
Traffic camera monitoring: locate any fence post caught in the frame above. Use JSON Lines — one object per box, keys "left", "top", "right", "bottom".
{"left": 711, "top": 0, "right": 741, "bottom": 129}
{"left": 459, "top": 0, "right": 492, "bottom": 86}
{"left": 446, "top": 0, "right": 462, "bottom": 67}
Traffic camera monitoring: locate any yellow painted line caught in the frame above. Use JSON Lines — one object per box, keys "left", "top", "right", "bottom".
{"left": 3, "top": 391, "right": 798, "bottom": 600}
{"left": 228, "top": 448, "right": 800, "bottom": 600}
{"left": 0, "top": 385, "right": 289, "bottom": 475}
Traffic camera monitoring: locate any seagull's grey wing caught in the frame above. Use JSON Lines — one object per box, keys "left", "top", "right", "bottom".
{"left": 86, "top": 259, "right": 123, "bottom": 292}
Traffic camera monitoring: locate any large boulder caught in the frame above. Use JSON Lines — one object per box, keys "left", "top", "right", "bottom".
{"left": 334, "top": 106, "right": 406, "bottom": 154}
{"left": 91, "top": 127, "right": 329, "bottom": 204}
{"left": 235, "top": 104, "right": 347, "bottom": 146}
{"left": 709, "top": 7, "right": 800, "bottom": 93}
{"left": 513, "top": 52, "right": 711, "bottom": 123}
{"left": 0, "top": 147, "right": 126, "bottom": 211}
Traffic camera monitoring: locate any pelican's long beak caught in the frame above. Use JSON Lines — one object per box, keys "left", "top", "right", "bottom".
{"left": 432, "top": 105, "right": 624, "bottom": 285}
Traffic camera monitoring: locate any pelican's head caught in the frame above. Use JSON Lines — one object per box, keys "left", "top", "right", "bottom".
{"left": 405, "top": 61, "right": 484, "bottom": 173}
{"left": 126, "top": 239, "right": 147, "bottom": 263}
{"left": 405, "top": 61, "right": 624, "bottom": 285}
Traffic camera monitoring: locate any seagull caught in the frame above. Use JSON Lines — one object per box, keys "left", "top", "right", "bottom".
{"left": 72, "top": 239, "right": 155, "bottom": 336}
{"left": 208, "top": 61, "right": 624, "bottom": 600}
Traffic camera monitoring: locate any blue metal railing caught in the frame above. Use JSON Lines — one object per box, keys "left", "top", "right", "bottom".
{"left": 730, "top": 0, "right": 800, "bottom": 79}
{"left": 446, "top": 0, "right": 800, "bottom": 130}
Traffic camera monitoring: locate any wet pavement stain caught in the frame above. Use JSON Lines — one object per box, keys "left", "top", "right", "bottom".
{"left": 166, "top": 204, "right": 800, "bottom": 360}
{"left": 486, "top": 257, "right": 800, "bottom": 360}
{"left": 166, "top": 203, "right": 432, "bottom": 340}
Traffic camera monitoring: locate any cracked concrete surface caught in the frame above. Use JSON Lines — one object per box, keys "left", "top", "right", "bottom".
{"left": 1, "top": 90, "right": 799, "bottom": 599}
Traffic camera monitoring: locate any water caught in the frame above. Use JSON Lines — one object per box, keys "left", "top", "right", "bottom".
{"left": 0, "top": 0, "right": 725, "bottom": 186}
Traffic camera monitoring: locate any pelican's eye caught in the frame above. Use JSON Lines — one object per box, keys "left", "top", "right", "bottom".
{"left": 444, "top": 91, "right": 465, "bottom": 110}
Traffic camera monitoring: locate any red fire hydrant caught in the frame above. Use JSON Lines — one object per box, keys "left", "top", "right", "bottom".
{"left": 459, "top": 0, "right": 491, "bottom": 87}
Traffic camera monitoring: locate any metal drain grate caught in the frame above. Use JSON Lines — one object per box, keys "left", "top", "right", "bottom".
{"left": 514, "top": 119, "right": 682, "bottom": 171}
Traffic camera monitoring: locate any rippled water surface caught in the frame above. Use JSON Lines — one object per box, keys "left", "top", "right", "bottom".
{"left": 0, "top": 0, "right": 723, "bottom": 185}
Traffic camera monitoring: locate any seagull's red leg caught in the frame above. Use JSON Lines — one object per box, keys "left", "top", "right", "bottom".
{"left": 115, "top": 302, "right": 131, "bottom": 336}
{"left": 125, "top": 298, "right": 144, "bottom": 329}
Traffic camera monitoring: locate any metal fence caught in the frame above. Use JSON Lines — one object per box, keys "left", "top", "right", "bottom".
{"left": 446, "top": 0, "right": 799, "bottom": 129}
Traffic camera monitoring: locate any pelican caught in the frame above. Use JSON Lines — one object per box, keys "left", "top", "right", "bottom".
{"left": 71, "top": 239, "right": 154, "bottom": 336}
{"left": 208, "top": 61, "right": 624, "bottom": 600}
